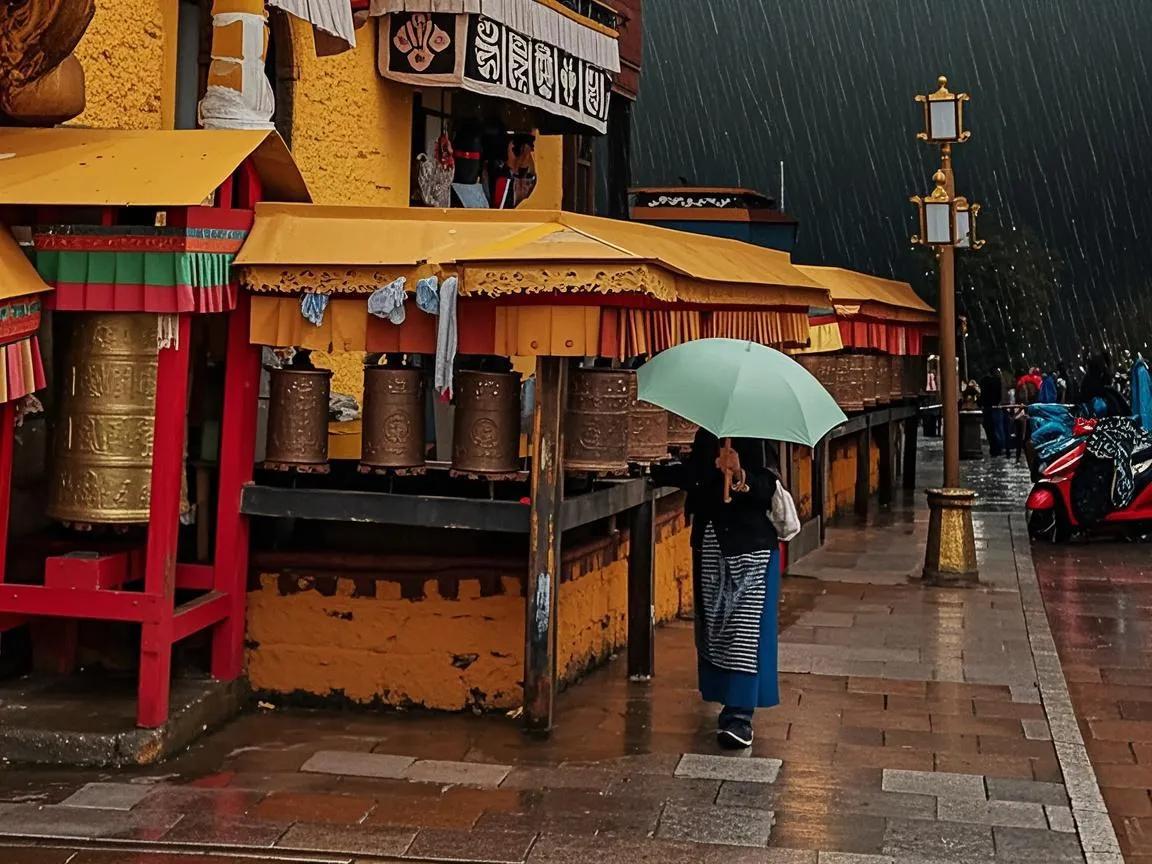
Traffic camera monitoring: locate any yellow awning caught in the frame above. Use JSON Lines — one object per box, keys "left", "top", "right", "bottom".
{"left": 796, "top": 265, "right": 935, "bottom": 323}
{"left": 236, "top": 204, "right": 831, "bottom": 309}
{"left": 0, "top": 128, "right": 311, "bottom": 207}
{"left": 0, "top": 228, "right": 51, "bottom": 302}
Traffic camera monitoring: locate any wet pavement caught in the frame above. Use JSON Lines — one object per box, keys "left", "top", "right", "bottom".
{"left": 0, "top": 436, "right": 1143, "bottom": 863}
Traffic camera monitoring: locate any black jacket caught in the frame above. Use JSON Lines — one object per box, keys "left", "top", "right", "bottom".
{"left": 651, "top": 431, "right": 779, "bottom": 556}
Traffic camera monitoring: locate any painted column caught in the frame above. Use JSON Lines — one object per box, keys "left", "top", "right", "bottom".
{"left": 198, "top": 0, "right": 275, "bottom": 130}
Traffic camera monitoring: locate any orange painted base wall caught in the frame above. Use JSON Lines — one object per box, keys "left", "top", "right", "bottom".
{"left": 246, "top": 507, "right": 692, "bottom": 711}
{"left": 823, "top": 436, "right": 882, "bottom": 521}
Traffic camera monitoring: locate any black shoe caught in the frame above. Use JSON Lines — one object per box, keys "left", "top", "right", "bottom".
{"left": 717, "top": 719, "right": 754, "bottom": 749}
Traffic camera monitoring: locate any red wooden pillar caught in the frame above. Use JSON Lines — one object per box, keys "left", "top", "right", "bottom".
{"left": 137, "top": 315, "right": 192, "bottom": 728}
{"left": 210, "top": 292, "right": 260, "bottom": 680}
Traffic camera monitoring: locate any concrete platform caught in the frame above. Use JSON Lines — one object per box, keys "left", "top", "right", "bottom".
{"left": 0, "top": 675, "right": 247, "bottom": 767}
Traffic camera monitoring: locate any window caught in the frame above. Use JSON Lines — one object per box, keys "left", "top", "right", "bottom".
{"left": 563, "top": 134, "right": 595, "bottom": 214}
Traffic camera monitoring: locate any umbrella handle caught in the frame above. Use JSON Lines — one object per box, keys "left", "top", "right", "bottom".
{"left": 722, "top": 437, "right": 733, "bottom": 504}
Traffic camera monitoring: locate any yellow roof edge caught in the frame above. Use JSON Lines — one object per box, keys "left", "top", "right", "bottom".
{"left": 797, "top": 264, "right": 934, "bottom": 314}
{"left": 0, "top": 227, "right": 51, "bottom": 300}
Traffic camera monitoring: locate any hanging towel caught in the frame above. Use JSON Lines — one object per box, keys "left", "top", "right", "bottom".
{"left": 416, "top": 276, "right": 440, "bottom": 315}
{"left": 368, "top": 276, "right": 407, "bottom": 324}
{"left": 300, "top": 291, "right": 329, "bottom": 326}
{"left": 435, "top": 276, "right": 458, "bottom": 398}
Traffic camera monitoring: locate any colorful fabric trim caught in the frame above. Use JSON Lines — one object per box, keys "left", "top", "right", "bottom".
{"left": 0, "top": 336, "right": 46, "bottom": 404}
{"left": 35, "top": 227, "right": 248, "bottom": 255}
{"left": 36, "top": 250, "right": 236, "bottom": 314}
{"left": 0, "top": 297, "right": 42, "bottom": 346}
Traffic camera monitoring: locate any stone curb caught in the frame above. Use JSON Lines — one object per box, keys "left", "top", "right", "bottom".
{"left": 1008, "top": 515, "right": 1123, "bottom": 864}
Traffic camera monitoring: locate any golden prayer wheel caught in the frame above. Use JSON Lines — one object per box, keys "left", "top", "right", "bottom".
{"left": 265, "top": 368, "right": 332, "bottom": 471}
{"left": 565, "top": 368, "right": 630, "bottom": 474}
{"left": 626, "top": 373, "right": 668, "bottom": 464}
{"left": 875, "top": 356, "right": 891, "bottom": 405}
{"left": 451, "top": 370, "right": 522, "bottom": 477}
{"left": 890, "top": 356, "right": 905, "bottom": 401}
{"left": 360, "top": 366, "right": 426, "bottom": 472}
{"left": 47, "top": 313, "right": 159, "bottom": 525}
{"left": 667, "top": 412, "right": 699, "bottom": 448}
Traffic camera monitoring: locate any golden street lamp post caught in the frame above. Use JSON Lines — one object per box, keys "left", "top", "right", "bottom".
{"left": 910, "top": 76, "right": 983, "bottom": 584}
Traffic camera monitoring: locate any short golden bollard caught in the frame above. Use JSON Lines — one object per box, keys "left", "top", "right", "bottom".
{"left": 923, "top": 487, "right": 979, "bottom": 584}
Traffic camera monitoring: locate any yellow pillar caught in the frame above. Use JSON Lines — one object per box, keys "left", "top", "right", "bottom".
{"left": 198, "top": 0, "right": 274, "bottom": 129}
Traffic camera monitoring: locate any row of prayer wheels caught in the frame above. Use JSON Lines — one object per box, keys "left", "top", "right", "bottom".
{"left": 795, "top": 353, "right": 924, "bottom": 414}
{"left": 264, "top": 366, "right": 698, "bottom": 477}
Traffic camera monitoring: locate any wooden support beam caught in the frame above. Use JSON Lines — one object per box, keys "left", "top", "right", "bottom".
{"left": 0, "top": 402, "right": 12, "bottom": 587}
{"left": 855, "top": 427, "right": 871, "bottom": 520}
{"left": 524, "top": 357, "right": 567, "bottom": 735}
{"left": 137, "top": 314, "right": 191, "bottom": 729}
{"left": 877, "top": 422, "right": 893, "bottom": 507}
{"left": 903, "top": 415, "right": 919, "bottom": 491}
{"left": 626, "top": 495, "right": 656, "bottom": 681}
{"left": 813, "top": 441, "right": 827, "bottom": 544}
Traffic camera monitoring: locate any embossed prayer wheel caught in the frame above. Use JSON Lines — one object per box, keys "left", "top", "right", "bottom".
{"left": 626, "top": 373, "right": 668, "bottom": 464}
{"left": 667, "top": 412, "right": 699, "bottom": 448}
{"left": 890, "top": 355, "right": 905, "bottom": 401}
{"left": 361, "top": 366, "right": 426, "bottom": 471}
{"left": 451, "top": 370, "right": 522, "bottom": 476}
{"left": 839, "top": 354, "right": 863, "bottom": 412}
{"left": 875, "top": 356, "right": 891, "bottom": 405}
{"left": 856, "top": 355, "right": 877, "bottom": 409}
{"left": 47, "top": 313, "right": 160, "bottom": 525}
{"left": 564, "top": 368, "right": 630, "bottom": 473}
{"left": 265, "top": 368, "right": 332, "bottom": 471}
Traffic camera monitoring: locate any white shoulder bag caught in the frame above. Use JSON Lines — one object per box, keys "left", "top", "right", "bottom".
{"left": 768, "top": 470, "right": 802, "bottom": 541}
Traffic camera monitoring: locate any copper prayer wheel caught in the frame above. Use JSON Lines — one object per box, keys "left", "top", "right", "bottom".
{"left": 565, "top": 368, "right": 630, "bottom": 473}
{"left": 855, "top": 355, "right": 877, "bottom": 409}
{"left": 47, "top": 313, "right": 159, "bottom": 525}
{"left": 625, "top": 373, "right": 668, "bottom": 464}
{"left": 890, "top": 355, "right": 905, "bottom": 401}
{"left": 667, "top": 412, "right": 699, "bottom": 448}
{"left": 265, "top": 368, "right": 332, "bottom": 471}
{"left": 360, "top": 365, "right": 425, "bottom": 472}
{"left": 875, "top": 356, "right": 891, "bottom": 405}
{"left": 451, "top": 370, "right": 521, "bottom": 477}
{"left": 836, "top": 354, "right": 864, "bottom": 412}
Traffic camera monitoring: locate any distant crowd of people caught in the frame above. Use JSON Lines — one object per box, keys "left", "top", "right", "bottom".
{"left": 967, "top": 352, "right": 1141, "bottom": 460}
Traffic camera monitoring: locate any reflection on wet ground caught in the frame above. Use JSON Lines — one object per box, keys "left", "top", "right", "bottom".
{"left": 0, "top": 436, "right": 1126, "bottom": 863}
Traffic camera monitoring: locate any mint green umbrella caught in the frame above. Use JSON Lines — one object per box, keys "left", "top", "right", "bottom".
{"left": 636, "top": 339, "right": 847, "bottom": 447}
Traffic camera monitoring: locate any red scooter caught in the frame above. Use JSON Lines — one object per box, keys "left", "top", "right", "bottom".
{"left": 1026, "top": 419, "right": 1152, "bottom": 542}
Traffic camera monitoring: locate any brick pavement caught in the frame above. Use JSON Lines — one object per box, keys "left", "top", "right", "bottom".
{"left": 1034, "top": 539, "right": 1152, "bottom": 863}
{"left": 0, "top": 441, "right": 1127, "bottom": 863}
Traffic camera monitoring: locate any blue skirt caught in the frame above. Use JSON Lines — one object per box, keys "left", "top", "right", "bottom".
{"left": 694, "top": 544, "right": 780, "bottom": 710}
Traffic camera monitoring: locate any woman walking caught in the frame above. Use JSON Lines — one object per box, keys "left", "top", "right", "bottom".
{"left": 652, "top": 430, "right": 780, "bottom": 749}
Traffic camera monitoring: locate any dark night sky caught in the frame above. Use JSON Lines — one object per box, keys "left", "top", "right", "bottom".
{"left": 630, "top": 0, "right": 1152, "bottom": 370}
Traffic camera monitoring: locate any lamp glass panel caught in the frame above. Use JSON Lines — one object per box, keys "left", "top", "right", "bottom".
{"left": 955, "top": 209, "right": 971, "bottom": 248}
{"left": 929, "top": 99, "right": 958, "bottom": 140}
{"left": 926, "top": 201, "right": 952, "bottom": 244}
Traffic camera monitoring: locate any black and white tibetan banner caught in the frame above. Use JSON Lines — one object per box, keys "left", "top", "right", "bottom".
{"left": 379, "top": 12, "right": 613, "bottom": 134}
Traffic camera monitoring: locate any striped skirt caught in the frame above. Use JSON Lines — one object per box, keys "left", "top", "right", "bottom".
{"left": 694, "top": 522, "right": 780, "bottom": 709}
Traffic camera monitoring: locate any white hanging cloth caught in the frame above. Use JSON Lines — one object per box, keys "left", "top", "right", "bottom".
{"left": 268, "top": 0, "right": 358, "bottom": 50}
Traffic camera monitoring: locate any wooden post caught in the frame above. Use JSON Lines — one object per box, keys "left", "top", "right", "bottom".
{"left": 211, "top": 292, "right": 262, "bottom": 681}
{"left": 0, "top": 401, "right": 14, "bottom": 585}
{"left": 814, "top": 439, "right": 827, "bottom": 542}
{"left": 903, "top": 414, "right": 919, "bottom": 491}
{"left": 854, "top": 426, "right": 871, "bottom": 520}
{"left": 626, "top": 494, "right": 655, "bottom": 680}
{"left": 877, "top": 421, "right": 893, "bottom": 507}
{"left": 524, "top": 357, "right": 566, "bottom": 734}
{"left": 138, "top": 314, "right": 192, "bottom": 728}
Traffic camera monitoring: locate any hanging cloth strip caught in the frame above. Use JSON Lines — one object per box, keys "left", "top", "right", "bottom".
{"left": 268, "top": 0, "right": 357, "bottom": 49}
{"left": 367, "top": 276, "right": 408, "bottom": 324}
{"left": 434, "top": 275, "right": 458, "bottom": 398}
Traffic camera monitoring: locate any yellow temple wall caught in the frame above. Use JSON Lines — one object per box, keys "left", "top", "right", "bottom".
{"left": 246, "top": 509, "right": 692, "bottom": 711}
{"left": 72, "top": 0, "right": 177, "bottom": 130}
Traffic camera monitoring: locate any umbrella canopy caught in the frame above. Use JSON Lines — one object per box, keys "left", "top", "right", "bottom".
{"left": 636, "top": 339, "right": 847, "bottom": 447}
